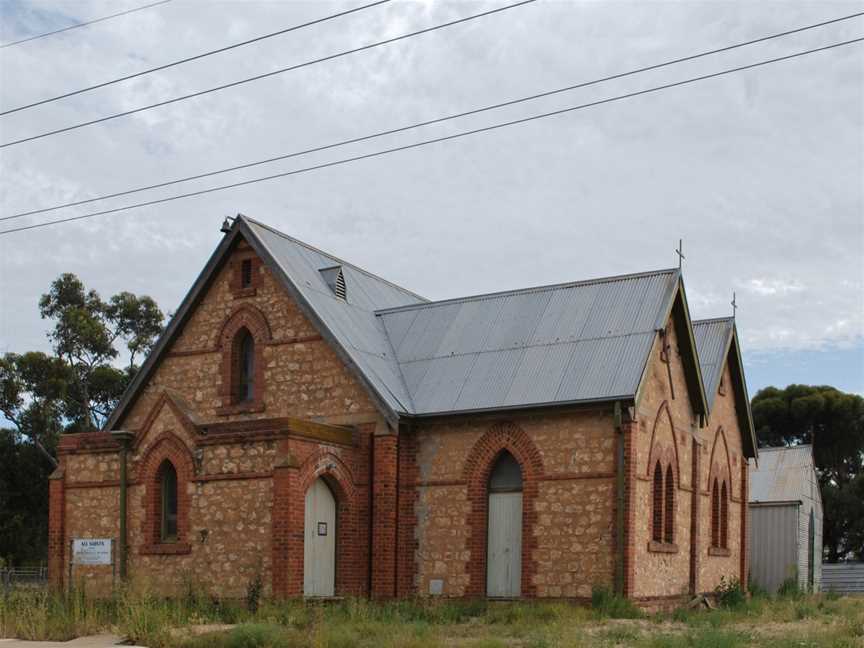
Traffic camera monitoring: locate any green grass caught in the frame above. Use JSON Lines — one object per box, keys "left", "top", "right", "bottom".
{"left": 1, "top": 584, "right": 862, "bottom": 647}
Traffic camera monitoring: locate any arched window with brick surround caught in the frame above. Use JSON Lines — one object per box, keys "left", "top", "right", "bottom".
{"left": 664, "top": 464, "right": 675, "bottom": 544}
{"left": 217, "top": 305, "right": 271, "bottom": 415}
{"left": 158, "top": 460, "right": 178, "bottom": 542}
{"left": 652, "top": 461, "right": 664, "bottom": 542}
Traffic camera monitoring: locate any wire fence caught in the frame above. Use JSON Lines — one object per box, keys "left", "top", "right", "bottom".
{"left": 0, "top": 566, "right": 49, "bottom": 590}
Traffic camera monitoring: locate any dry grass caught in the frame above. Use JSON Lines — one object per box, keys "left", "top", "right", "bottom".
{"left": 1, "top": 582, "right": 862, "bottom": 648}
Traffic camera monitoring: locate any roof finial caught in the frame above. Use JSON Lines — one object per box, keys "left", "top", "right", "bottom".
{"left": 731, "top": 291, "right": 737, "bottom": 319}
{"left": 220, "top": 216, "right": 234, "bottom": 234}
{"left": 675, "top": 239, "right": 685, "bottom": 270}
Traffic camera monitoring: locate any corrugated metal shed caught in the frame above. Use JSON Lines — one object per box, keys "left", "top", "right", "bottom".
{"left": 692, "top": 317, "right": 734, "bottom": 408}
{"left": 822, "top": 563, "right": 864, "bottom": 595}
{"left": 377, "top": 270, "right": 678, "bottom": 415}
{"left": 749, "top": 445, "right": 824, "bottom": 592}
{"left": 750, "top": 445, "right": 820, "bottom": 504}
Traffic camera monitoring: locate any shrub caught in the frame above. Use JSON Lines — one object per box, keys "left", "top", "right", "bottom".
{"left": 590, "top": 586, "right": 642, "bottom": 619}
{"left": 245, "top": 573, "right": 264, "bottom": 614}
{"left": 714, "top": 577, "right": 746, "bottom": 609}
{"left": 777, "top": 577, "right": 803, "bottom": 600}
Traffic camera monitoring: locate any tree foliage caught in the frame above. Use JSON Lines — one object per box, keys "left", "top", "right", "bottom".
{"left": 752, "top": 384, "right": 864, "bottom": 561}
{"left": 0, "top": 274, "right": 164, "bottom": 564}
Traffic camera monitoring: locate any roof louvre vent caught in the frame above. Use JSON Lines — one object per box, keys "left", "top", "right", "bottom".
{"left": 319, "top": 265, "right": 347, "bottom": 301}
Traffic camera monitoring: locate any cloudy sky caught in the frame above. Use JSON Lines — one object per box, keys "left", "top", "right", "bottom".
{"left": 0, "top": 0, "right": 862, "bottom": 397}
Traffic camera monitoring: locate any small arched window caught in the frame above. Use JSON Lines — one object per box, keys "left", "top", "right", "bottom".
{"left": 236, "top": 329, "right": 255, "bottom": 403}
{"left": 720, "top": 480, "right": 729, "bottom": 549}
{"left": 158, "top": 460, "right": 178, "bottom": 542}
{"left": 711, "top": 477, "right": 720, "bottom": 548}
{"left": 664, "top": 464, "right": 675, "bottom": 544}
{"left": 652, "top": 461, "right": 664, "bottom": 542}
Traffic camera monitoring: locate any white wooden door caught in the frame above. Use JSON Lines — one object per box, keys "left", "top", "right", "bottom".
{"left": 486, "top": 491, "right": 522, "bottom": 597}
{"left": 304, "top": 478, "right": 336, "bottom": 597}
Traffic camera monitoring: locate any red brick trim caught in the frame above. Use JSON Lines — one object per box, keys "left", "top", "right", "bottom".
{"left": 47, "top": 468, "right": 65, "bottom": 590}
{"left": 57, "top": 431, "right": 119, "bottom": 455}
{"left": 397, "top": 430, "right": 419, "bottom": 597}
{"left": 298, "top": 451, "right": 362, "bottom": 597}
{"left": 371, "top": 435, "right": 398, "bottom": 599}
{"left": 216, "top": 304, "right": 271, "bottom": 415}
{"left": 462, "top": 421, "right": 544, "bottom": 598}
{"left": 136, "top": 432, "right": 194, "bottom": 555}
{"left": 140, "top": 542, "right": 192, "bottom": 555}
{"left": 271, "top": 460, "right": 300, "bottom": 598}
{"left": 538, "top": 471, "right": 616, "bottom": 482}
{"left": 166, "top": 334, "right": 323, "bottom": 358}
{"left": 229, "top": 251, "right": 263, "bottom": 298}
{"left": 621, "top": 420, "right": 638, "bottom": 598}
{"left": 740, "top": 462, "right": 749, "bottom": 589}
{"left": 132, "top": 391, "right": 199, "bottom": 450}
{"left": 689, "top": 438, "right": 701, "bottom": 596}
{"left": 646, "top": 401, "right": 681, "bottom": 482}
{"left": 195, "top": 471, "right": 272, "bottom": 483}
{"left": 708, "top": 547, "right": 731, "bottom": 557}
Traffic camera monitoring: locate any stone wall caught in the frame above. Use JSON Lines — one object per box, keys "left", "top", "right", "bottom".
{"left": 411, "top": 410, "right": 617, "bottom": 599}
{"left": 54, "top": 238, "right": 382, "bottom": 598}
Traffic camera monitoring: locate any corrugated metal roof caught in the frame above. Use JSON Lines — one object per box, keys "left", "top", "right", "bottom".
{"left": 693, "top": 317, "right": 734, "bottom": 408}
{"left": 378, "top": 269, "right": 679, "bottom": 415}
{"left": 245, "top": 218, "right": 425, "bottom": 415}
{"left": 749, "top": 445, "right": 819, "bottom": 504}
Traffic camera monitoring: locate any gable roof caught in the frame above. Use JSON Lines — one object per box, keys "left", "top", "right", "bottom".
{"left": 749, "top": 445, "right": 821, "bottom": 507}
{"left": 693, "top": 317, "right": 758, "bottom": 459}
{"left": 107, "top": 215, "right": 712, "bottom": 429}
{"left": 378, "top": 268, "right": 703, "bottom": 416}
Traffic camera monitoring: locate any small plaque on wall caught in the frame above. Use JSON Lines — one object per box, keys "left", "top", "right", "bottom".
{"left": 429, "top": 579, "right": 444, "bottom": 595}
{"left": 317, "top": 522, "right": 328, "bottom": 536}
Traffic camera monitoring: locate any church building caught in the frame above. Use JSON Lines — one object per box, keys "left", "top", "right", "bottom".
{"left": 49, "top": 215, "right": 757, "bottom": 608}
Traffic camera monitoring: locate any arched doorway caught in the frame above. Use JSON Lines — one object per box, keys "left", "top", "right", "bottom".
{"left": 304, "top": 477, "right": 336, "bottom": 597}
{"left": 486, "top": 451, "right": 523, "bottom": 597}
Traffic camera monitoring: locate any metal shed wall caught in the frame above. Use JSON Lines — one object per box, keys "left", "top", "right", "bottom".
{"left": 749, "top": 503, "right": 799, "bottom": 593}
{"left": 822, "top": 563, "right": 864, "bottom": 595}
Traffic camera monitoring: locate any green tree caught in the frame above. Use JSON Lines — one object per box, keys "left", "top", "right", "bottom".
{"left": 751, "top": 384, "right": 864, "bottom": 561}
{"left": 0, "top": 428, "right": 52, "bottom": 566}
{"left": 38, "top": 273, "right": 163, "bottom": 431}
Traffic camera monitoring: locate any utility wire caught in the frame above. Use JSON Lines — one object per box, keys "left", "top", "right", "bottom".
{"left": 1, "top": 0, "right": 391, "bottom": 115}
{"left": 3, "top": 10, "right": 862, "bottom": 223}
{"left": 2, "top": 37, "right": 860, "bottom": 237}
{"left": 0, "top": 0, "right": 535, "bottom": 148}
{"left": 0, "top": 0, "right": 172, "bottom": 49}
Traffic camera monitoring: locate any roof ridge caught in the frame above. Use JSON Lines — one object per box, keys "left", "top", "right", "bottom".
{"left": 238, "top": 215, "right": 428, "bottom": 302}
{"left": 376, "top": 267, "right": 681, "bottom": 315}
{"left": 693, "top": 316, "right": 735, "bottom": 325}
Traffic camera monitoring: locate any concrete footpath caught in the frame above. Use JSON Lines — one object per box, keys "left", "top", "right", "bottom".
{"left": 0, "top": 635, "right": 145, "bottom": 647}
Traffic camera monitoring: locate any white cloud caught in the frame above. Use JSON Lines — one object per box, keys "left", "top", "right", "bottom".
{"left": 0, "top": 0, "right": 861, "bottom": 364}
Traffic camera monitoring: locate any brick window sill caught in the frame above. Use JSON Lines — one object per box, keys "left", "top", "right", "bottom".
{"left": 648, "top": 541, "right": 679, "bottom": 554}
{"left": 708, "top": 547, "right": 731, "bottom": 557}
{"left": 140, "top": 542, "right": 191, "bottom": 555}
{"left": 215, "top": 402, "right": 265, "bottom": 416}
{"left": 232, "top": 287, "right": 257, "bottom": 299}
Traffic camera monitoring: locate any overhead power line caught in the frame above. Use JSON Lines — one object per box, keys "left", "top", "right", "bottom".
{"left": 0, "top": 0, "right": 172, "bottom": 49}
{"left": 2, "top": 36, "right": 860, "bottom": 237}
{"left": 3, "top": 11, "right": 861, "bottom": 224}
{"left": 0, "top": 0, "right": 536, "bottom": 149}
{"left": 1, "top": 0, "right": 392, "bottom": 115}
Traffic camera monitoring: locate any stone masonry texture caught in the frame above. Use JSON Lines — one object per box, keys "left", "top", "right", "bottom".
{"left": 51, "top": 236, "right": 749, "bottom": 606}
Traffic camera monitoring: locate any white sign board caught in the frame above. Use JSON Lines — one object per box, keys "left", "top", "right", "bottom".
{"left": 72, "top": 539, "right": 113, "bottom": 565}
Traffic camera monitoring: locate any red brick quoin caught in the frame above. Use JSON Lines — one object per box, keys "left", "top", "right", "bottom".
{"left": 137, "top": 432, "right": 194, "bottom": 555}
{"left": 463, "top": 421, "right": 544, "bottom": 597}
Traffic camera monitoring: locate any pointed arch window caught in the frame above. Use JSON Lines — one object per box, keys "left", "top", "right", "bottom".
{"left": 238, "top": 330, "right": 255, "bottom": 402}
{"left": 158, "top": 460, "right": 178, "bottom": 542}
{"left": 652, "top": 462, "right": 664, "bottom": 542}
{"left": 720, "top": 481, "right": 729, "bottom": 549}
{"left": 650, "top": 458, "right": 677, "bottom": 551}
{"left": 711, "top": 477, "right": 720, "bottom": 548}
{"left": 664, "top": 464, "right": 675, "bottom": 544}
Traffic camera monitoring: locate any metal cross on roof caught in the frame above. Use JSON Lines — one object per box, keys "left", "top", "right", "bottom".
{"left": 675, "top": 239, "right": 685, "bottom": 269}
{"left": 731, "top": 292, "right": 738, "bottom": 319}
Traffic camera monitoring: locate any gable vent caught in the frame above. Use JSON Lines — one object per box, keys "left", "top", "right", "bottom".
{"left": 319, "top": 265, "right": 347, "bottom": 301}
